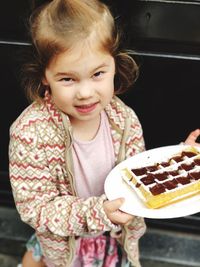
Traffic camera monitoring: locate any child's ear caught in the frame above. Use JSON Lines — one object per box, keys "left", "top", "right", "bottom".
{"left": 42, "top": 77, "right": 49, "bottom": 86}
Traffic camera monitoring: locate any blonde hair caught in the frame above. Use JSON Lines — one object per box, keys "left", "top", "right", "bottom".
{"left": 22, "top": 0, "right": 139, "bottom": 102}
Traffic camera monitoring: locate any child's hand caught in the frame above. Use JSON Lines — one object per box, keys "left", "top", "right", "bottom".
{"left": 103, "top": 198, "right": 134, "bottom": 226}
{"left": 184, "top": 129, "right": 200, "bottom": 147}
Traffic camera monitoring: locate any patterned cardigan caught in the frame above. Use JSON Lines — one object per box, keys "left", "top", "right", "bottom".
{"left": 9, "top": 94, "right": 146, "bottom": 267}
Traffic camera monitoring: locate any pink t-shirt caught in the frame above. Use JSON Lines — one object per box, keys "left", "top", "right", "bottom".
{"left": 71, "top": 111, "right": 115, "bottom": 267}
{"left": 72, "top": 110, "right": 115, "bottom": 198}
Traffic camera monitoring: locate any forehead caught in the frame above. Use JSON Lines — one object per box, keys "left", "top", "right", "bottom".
{"left": 48, "top": 42, "right": 113, "bottom": 71}
{"left": 49, "top": 30, "right": 112, "bottom": 64}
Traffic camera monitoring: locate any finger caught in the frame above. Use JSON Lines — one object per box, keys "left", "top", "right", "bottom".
{"left": 190, "top": 129, "right": 200, "bottom": 140}
{"left": 112, "top": 210, "right": 134, "bottom": 225}
{"left": 105, "top": 198, "right": 125, "bottom": 212}
{"left": 185, "top": 129, "right": 200, "bottom": 143}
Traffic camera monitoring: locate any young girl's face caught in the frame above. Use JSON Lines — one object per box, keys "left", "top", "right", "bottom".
{"left": 43, "top": 45, "right": 115, "bottom": 125}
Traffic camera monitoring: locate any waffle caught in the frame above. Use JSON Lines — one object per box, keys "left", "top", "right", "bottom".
{"left": 121, "top": 146, "right": 200, "bottom": 209}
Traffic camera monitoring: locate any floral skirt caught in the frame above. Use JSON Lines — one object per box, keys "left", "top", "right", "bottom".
{"left": 26, "top": 232, "right": 131, "bottom": 267}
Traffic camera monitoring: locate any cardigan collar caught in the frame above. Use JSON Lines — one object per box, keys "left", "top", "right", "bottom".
{"left": 43, "top": 92, "right": 125, "bottom": 136}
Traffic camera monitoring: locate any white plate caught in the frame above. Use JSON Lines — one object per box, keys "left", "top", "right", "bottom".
{"left": 104, "top": 145, "right": 200, "bottom": 219}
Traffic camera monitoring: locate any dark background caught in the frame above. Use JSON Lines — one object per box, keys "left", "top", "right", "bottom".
{"left": 0, "top": 0, "right": 200, "bottom": 231}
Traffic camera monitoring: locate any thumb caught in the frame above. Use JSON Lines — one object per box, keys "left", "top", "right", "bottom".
{"left": 186, "top": 129, "right": 200, "bottom": 143}
{"left": 106, "top": 198, "right": 125, "bottom": 212}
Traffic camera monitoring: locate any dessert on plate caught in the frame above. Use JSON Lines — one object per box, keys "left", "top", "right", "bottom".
{"left": 121, "top": 146, "right": 200, "bottom": 209}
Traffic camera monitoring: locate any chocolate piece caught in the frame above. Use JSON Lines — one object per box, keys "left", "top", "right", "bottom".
{"left": 163, "top": 180, "right": 178, "bottom": 190}
{"left": 159, "top": 161, "right": 171, "bottom": 167}
{"left": 176, "top": 176, "right": 191, "bottom": 185}
{"left": 171, "top": 155, "right": 184, "bottom": 162}
{"left": 194, "top": 158, "right": 200, "bottom": 165}
{"left": 150, "top": 184, "right": 166, "bottom": 195}
{"left": 146, "top": 165, "right": 158, "bottom": 172}
{"left": 131, "top": 167, "right": 147, "bottom": 176}
{"left": 188, "top": 172, "right": 200, "bottom": 180}
{"left": 180, "top": 162, "right": 195, "bottom": 171}
{"left": 182, "top": 151, "right": 198, "bottom": 158}
{"left": 154, "top": 172, "right": 168, "bottom": 181}
{"left": 141, "top": 174, "right": 155, "bottom": 185}
{"left": 167, "top": 170, "right": 179, "bottom": 176}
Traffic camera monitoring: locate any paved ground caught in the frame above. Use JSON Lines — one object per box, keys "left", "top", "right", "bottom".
{"left": 141, "top": 259, "right": 193, "bottom": 267}
{"left": 0, "top": 254, "right": 193, "bottom": 267}
{"left": 0, "top": 254, "right": 20, "bottom": 267}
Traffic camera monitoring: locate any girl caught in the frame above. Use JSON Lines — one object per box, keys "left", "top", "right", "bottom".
{"left": 18, "top": 130, "right": 200, "bottom": 267}
{"left": 9, "top": 0, "right": 146, "bottom": 266}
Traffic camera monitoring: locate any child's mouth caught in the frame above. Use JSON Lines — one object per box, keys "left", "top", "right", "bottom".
{"left": 75, "top": 102, "right": 98, "bottom": 114}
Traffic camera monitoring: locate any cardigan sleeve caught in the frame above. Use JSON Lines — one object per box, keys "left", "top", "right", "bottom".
{"left": 9, "top": 121, "right": 120, "bottom": 237}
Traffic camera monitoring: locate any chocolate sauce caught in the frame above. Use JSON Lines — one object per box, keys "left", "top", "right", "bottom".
{"left": 128, "top": 176, "right": 133, "bottom": 182}
{"left": 136, "top": 183, "right": 141, "bottom": 188}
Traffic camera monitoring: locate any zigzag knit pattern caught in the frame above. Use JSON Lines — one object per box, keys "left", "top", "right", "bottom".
{"left": 9, "top": 95, "right": 146, "bottom": 267}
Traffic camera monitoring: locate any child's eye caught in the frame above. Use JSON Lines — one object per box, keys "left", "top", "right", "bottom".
{"left": 58, "top": 77, "right": 75, "bottom": 85}
{"left": 93, "top": 71, "right": 104, "bottom": 78}
{"left": 60, "top": 77, "right": 73, "bottom": 82}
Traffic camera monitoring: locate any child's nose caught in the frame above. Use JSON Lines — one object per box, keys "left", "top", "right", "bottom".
{"left": 77, "top": 81, "right": 94, "bottom": 99}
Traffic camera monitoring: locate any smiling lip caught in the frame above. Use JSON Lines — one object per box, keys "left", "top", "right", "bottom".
{"left": 75, "top": 102, "right": 98, "bottom": 114}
